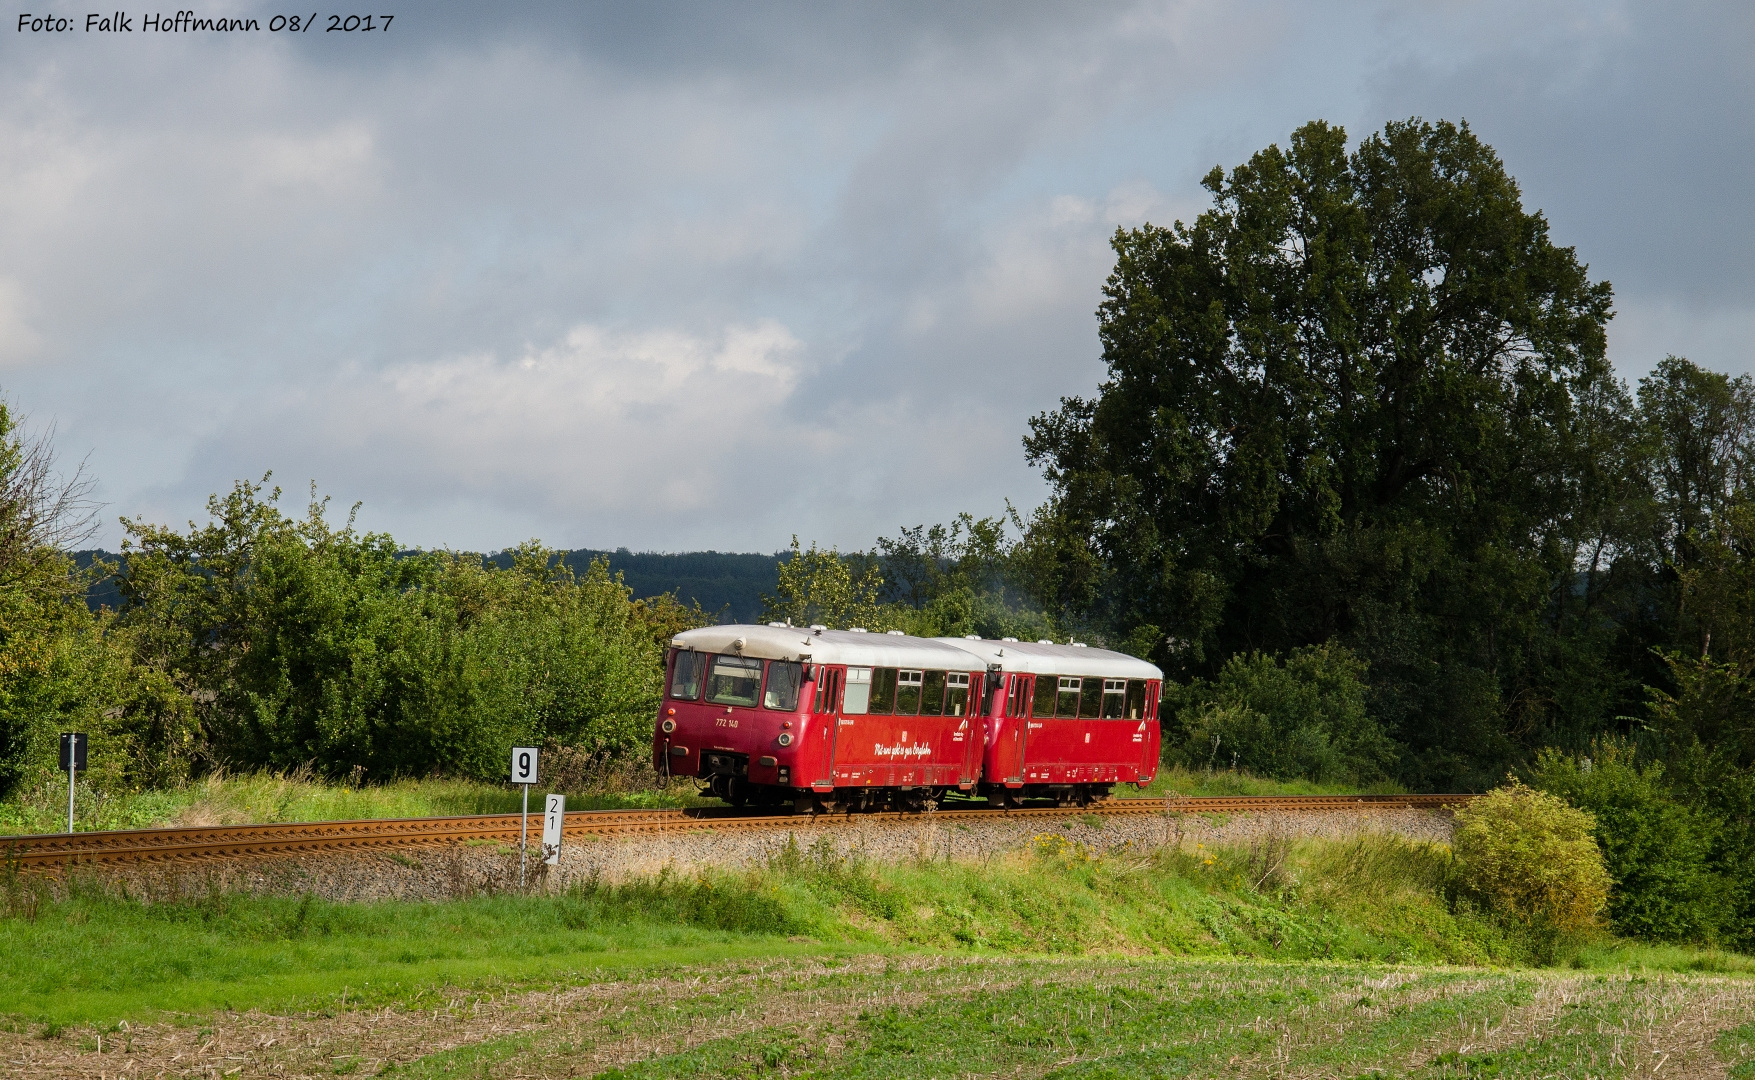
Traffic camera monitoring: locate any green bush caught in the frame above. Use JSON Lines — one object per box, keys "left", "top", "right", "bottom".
{"left": 1452, "top": 780, "right": 1611, "bottom": 935}
{"left": 110, "top": 479, "right": 698, "bottom": 784}
{"left": 1528, "top": 742, "right": 1731, "bottom": 944}
{"left": 1657, "top": 745, "right": 1755, "bottom": 954}
{"left": 1168, "top": 643, "right": 1396, "bottom": 784}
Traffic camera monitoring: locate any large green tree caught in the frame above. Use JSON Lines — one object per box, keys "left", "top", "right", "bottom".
{"left": 1022, "top": 119, "right": 1625, "bottom": 787}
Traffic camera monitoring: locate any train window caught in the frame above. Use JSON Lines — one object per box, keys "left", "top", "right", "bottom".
{"left": 945, "top": 672, "right": 970, "bottom": 717}
{"left": 1056, "top": 676, "right": 1082, "bottom": 717}
{"left": 869, "top": 668, "right": 897, "bottom": 714}
{"left": 895, "top": 669, "right": 923, "bottom": 715}
{"left": 764, "top": 661, "right": 802, "bottom": 711}
{"left": 1031, "top": 676, "right": 1055, "bottom": 717}
{"left": 1125, "top": 679, "right": 1147, "bottom": 720}
{"left": 919, "top": 670, "right": 946, "bottom": 716}
{"left": 669, "top": 651, "right": 705, "bottom": 700}
{"left": 1101, "top": 678, "right": 1127, "bottom": 718}
{"left": 812, "top": 668, "right": 841, "bottom": 713}
{"left": 1078, "top": 677, "right": 1104, "bottom": 718}
{"left": 843, "top": 667, "right": 872, "bottom": 713}
{"left": 705, "top": 654, "right": 763, "bottom": 707}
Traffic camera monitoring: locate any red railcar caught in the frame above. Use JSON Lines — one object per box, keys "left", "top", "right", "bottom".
{"left": 654, "top": 625, "right": 988, "bottom": 811}
{"left": 933, "top": 637, "right": 1162, "bottom": 806}
{"left": 652, "top": 624, "right": 1162, "bottom": 810}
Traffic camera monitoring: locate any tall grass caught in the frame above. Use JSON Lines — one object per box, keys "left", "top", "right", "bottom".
{"left": 1135, "top": 764, "right": 1408, "bottom": 798}
{"left": 0, "top": 765, "right": 711, "bottom": 835}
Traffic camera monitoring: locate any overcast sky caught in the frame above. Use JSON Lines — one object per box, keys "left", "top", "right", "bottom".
{"left": 2, "top": 1, "right": 1750, "bottom": 553}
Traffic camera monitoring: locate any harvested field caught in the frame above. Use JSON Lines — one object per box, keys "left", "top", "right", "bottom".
{"left": 4, "top": 956, "right": 1753, "bottom": 1078}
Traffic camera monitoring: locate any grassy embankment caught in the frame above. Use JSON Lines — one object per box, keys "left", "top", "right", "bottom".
{"left": 4, "top": 833, "right": 1751, "bottom": 1024}
{"left": 4, "top": 830, "right": 1754, "bottom": 1075}
{"left": 0, "top": 763, "right": 1398, "bottom": 836}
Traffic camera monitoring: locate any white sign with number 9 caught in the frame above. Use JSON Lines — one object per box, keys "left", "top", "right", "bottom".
{"left": 510, "top": 746, "right": 540, "bottom": 785}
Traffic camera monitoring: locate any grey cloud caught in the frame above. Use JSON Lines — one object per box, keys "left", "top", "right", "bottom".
{"left": 1364, "top": 3, "right": 1755, "bottom": 308}
{"left": 1, "top": 1, "right": 1750, "bottom": 553}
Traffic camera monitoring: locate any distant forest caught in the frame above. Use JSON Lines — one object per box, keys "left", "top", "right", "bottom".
{"left": 73, "top": 548, "right": 784, "bottom": 624}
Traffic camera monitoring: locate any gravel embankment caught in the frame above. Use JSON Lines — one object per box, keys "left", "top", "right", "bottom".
{"left": 52, "top": 807, "right": 1455, "bottom": 903}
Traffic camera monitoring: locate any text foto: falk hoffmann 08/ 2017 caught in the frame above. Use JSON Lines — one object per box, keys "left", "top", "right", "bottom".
{"left": 18, "top": 12, "right": 393, "bottom": 33}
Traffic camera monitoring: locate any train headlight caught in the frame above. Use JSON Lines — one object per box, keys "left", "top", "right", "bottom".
{"left": 661, "top": 718, "right": 676, "bottom": 733}
{"left": 777, "top": 732, "right": 794, "bottom": 747}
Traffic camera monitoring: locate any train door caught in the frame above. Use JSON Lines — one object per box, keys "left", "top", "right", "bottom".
{"left": 1140, "top": 680, "right": 1162, "bottom": 782}
{"left": 829, "top": 666, "right": 873, "bottom": 785}
{"left": 809, "top": 666, "right": 844, "bottom": 789}
{"left": 995, "top": 673, "right": 1029, "bottom": 783}
{"left": 947, "top": 672, "right": 979, "bottom": 787}
{"left": 1091, "top": 677, "right": 1137, "bottom": 783}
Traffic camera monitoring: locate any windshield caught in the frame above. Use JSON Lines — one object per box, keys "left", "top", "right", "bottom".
{"left": 764, "top": 661, "right": 802, "bottom": 710}
{"left": 705, "top": 654, "right": 763, "bottom": 707}
{"left": 669, "top": 651, "right": 705, "bottom": 700}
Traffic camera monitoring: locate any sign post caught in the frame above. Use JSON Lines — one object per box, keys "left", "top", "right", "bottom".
{"left": 58, "top": 732, "right": 88, "bottom": 834}
{"left": 509, "top": 746, "right": 540, "bottom": 887}
{"left": 541, "top": 793, "right": 565, "bottom": 866}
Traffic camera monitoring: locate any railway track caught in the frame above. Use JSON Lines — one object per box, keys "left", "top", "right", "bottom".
{"left": 0, "top": 793, "right": 1473, "bottom": 871}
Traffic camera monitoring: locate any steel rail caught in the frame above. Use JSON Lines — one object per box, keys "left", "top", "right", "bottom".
{"left": 0, "top": 793, "right": 1474, "bottom": 871}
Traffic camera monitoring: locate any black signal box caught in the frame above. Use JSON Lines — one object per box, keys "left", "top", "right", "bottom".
{"left": 59, "top": 732, "right": 87, "bottom": 772}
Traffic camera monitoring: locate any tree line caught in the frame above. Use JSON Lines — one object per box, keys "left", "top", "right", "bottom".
{"left": 0, "top": 462, "right": 702, "bottom": 798}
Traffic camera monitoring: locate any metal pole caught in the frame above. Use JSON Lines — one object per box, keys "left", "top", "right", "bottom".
{"left": 519, "top": 783, "right": 529, "bottom": 888}
{"left": 67, "top": 759, "right": 76, "bottom": 834}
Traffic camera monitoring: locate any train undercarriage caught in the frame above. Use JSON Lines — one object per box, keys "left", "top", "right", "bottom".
{"left": 698, "top": 760, "right": 1117, "bottom": 814}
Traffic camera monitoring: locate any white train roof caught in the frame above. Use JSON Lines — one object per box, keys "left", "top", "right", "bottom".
{"left": 672, "top": 625, "right": 986, "bottom": 670}
{"left": 930, "top": 637, "right": 1162, "bottom": 680}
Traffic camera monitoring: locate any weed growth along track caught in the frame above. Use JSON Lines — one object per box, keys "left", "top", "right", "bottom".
{"left": 1, "top": 794, "right": 1470, "bottom": 870}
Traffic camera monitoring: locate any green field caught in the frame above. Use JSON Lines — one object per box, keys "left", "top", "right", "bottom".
{"left": 3, "top": 832, "right": 1753, "bottom": 1077}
